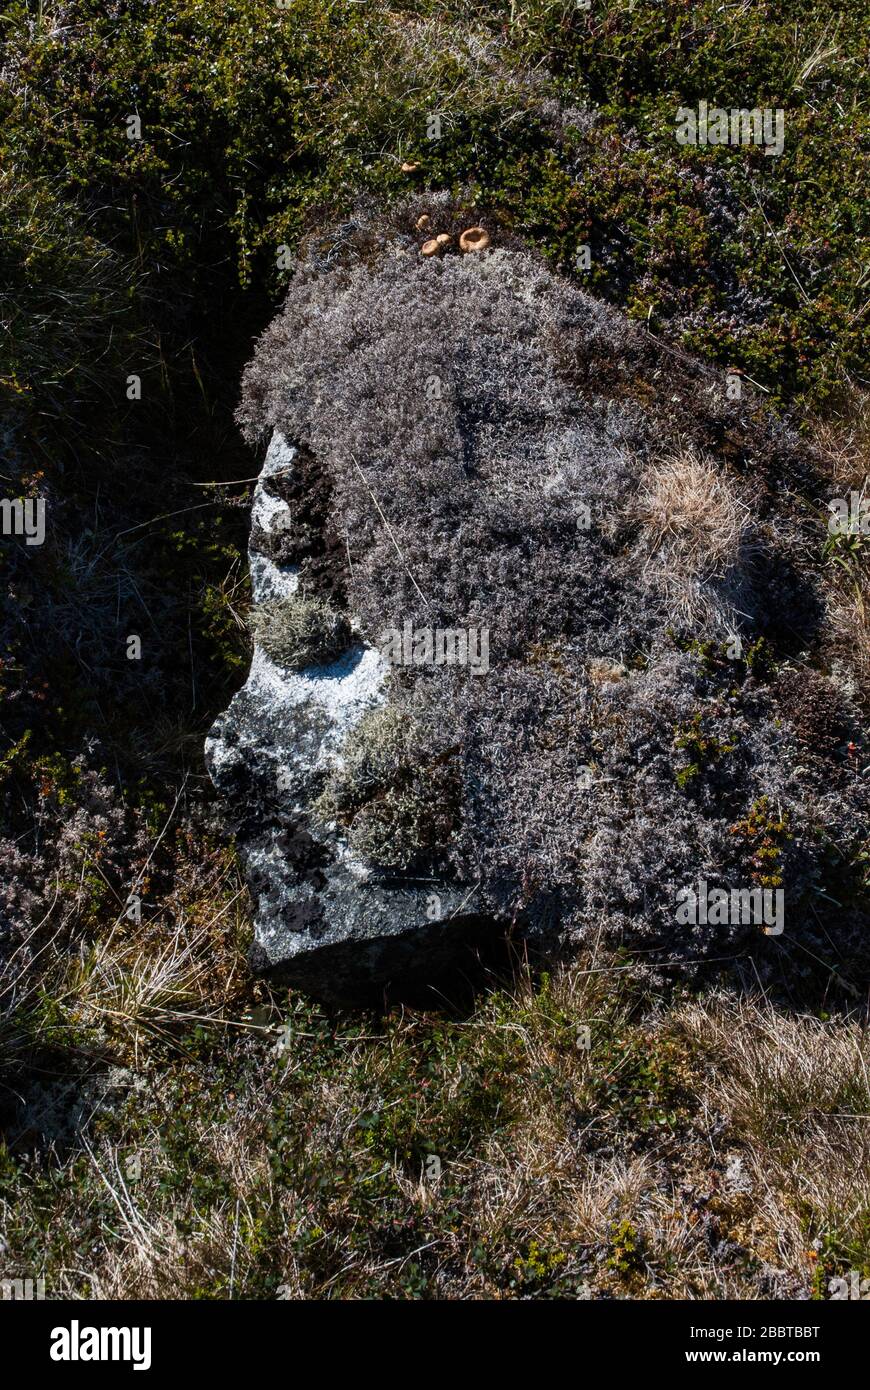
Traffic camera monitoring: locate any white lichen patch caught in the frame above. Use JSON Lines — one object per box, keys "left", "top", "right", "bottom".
{"left": 250, "top": 433, "right": 301, "bottom": 603}
{"left": 247, "top": 642, "right": 386, "bottom": 751}
{"left": 207, "top": 434, "right": 389, "bottom": 801}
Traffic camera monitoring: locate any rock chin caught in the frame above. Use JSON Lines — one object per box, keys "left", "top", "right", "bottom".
{"left": 205, "top": 433, "right": 488, "bottom": 1005}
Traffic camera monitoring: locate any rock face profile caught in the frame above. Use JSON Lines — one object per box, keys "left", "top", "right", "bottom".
{"left": 205, "top": 433, "right": 481, "bottom": 1004}
{"left": 207, "top": 196, "right": 868, "bottom": 1003}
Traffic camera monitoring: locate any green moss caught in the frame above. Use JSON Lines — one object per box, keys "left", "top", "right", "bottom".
{"left": 730, "top": 795, "right": 792, "bottom": 889}
{"left": 672, "top": 631, "right": 777, "bottom": 686}
{"left": 0, "top": 729, "right": 32, "bottom": 784}
{"left": 511, "top": 1239, "right": 569, "bottom": 1294}
{"left": 674, "top": 712, "right": 736, "bottom": 789}
{"left": 313, "top": 706, "right": 460, "bottom": 870}
{"left": 607, "top": 1218, "right": 647, "bottom": 1279}
{"left": 742, "top": 637, "right": 777, "bottom": 682}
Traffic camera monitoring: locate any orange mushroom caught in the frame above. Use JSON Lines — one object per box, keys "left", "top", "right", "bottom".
{"left": 459, "top": 226, "right": 490, "bottom": 253}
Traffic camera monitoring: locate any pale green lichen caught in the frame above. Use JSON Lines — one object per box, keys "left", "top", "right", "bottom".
{"left": 313, "top": 706, "right": 459, "bottom": 870}
{"left": 249, "top": 594, "right": 350, "bottom": 670}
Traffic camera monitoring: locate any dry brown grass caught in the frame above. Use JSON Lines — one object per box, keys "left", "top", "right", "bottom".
{"left": 811, "top": 392, "right": 870, "bottom": 701}
{"left": 809, "top": 389, "right": 870, "bottom": 495}
{"left": 633, "top": 447, "right": 753, "bottom": 623}
{"left": 674, "top": 992, "right": 870, "bottom": 1282}
{"left": 822, "top": 570, "right": 870, "bottom": 703}
{"left": 4, "top": 938, "right": 869, "bottom": 1300}
{"left": 800, "top": 389, "right": 867, "bottom": 695}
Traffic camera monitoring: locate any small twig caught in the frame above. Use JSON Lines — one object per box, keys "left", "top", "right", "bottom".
{"left": 747, "top": 178, "right": 811, "bottom": 305}
{"left": 113, "top": 501, "right": 224, "bottom": 540}
{"left": 349, "top": 454, "right": 432, "bottom": 611}
{"left": 187, "top": 469, "right": 295, "bottom": 487}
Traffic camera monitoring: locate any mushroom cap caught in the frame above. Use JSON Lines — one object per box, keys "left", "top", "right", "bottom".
{"left": 420, "top": 238, "right": 441, "bottom": 257}
{"left": 459, "top": 226, "right": 491, "bottom": 253}
{"left": 435, "top": 233, "right": 452, "bottom": 246}
{"left": 401, "top": 161, "right": 420, "bottom": 173}
{"left": 416, "top": 214, "right": 432, "bottom": 230}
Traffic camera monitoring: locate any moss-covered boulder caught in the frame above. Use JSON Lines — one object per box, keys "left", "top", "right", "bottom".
{"left": 207, "top": 199, "right": 869, "bottom": 1001}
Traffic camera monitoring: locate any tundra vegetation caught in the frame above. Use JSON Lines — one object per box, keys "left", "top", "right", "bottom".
{"left": 0, "top": 0, "right": 868, "bottom": 1298}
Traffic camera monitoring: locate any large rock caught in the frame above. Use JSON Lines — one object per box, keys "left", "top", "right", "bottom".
{"left": 208, "top": 197, "right": 869, "bottom": 1002}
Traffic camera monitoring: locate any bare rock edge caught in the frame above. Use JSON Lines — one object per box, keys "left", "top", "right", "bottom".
{"left": 205, "top": 434, "right": 500, "bottom": 1004}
